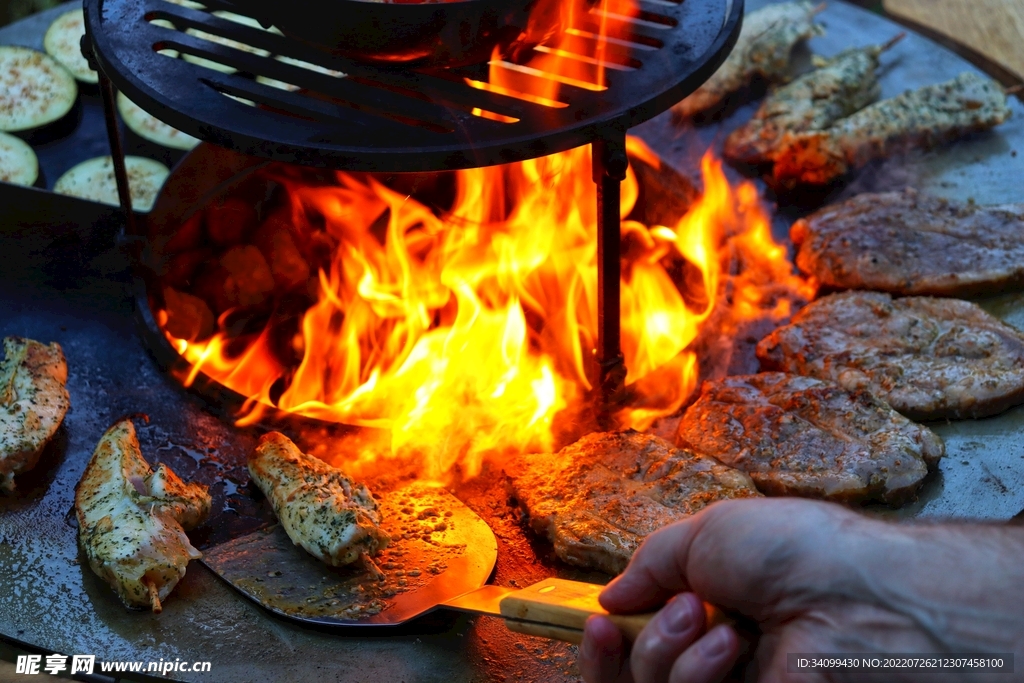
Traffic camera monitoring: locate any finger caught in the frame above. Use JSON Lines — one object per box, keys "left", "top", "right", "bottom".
{"left": 668, "top": 625, "right": 740, "bottom": 683}
{"left": 600, "top": 507, "right": 716, "bottom": 613}
{"left": 629, "top": 593, "right": 705, "bottom": 683}
{"left": 580, "top": 615, "right": 633, "bottom": 683}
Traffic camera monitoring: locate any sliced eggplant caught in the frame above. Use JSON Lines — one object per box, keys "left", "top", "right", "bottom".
{"left": 183, "top": 12, "right": 275, "bottom": 74}
{"left": 256, "top": 55, "right": 345, "bottom": 92}
{"left": 44, "top": 9, "right": 98, "bottom": 84}
{"left": 0, "top": 131, "right": 39, "bottom": 187}
{"left": 117, "top": 92, "right": 199, "bottom": 151}
{"left": 53, "top": 156, "right": 169, "bottom": 212}
{"left": 164, "top": 0, "right": 206, "bottom": 9}
{"left": 0, "top": 46, "right": 78, "bottom": 133}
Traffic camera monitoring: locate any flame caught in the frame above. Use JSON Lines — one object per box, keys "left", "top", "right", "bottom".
{"left": 475, "top": 0, "right": 641, "bottom": 108}
{"left": 161, "top": 142, "right": 812, "bottom": 480}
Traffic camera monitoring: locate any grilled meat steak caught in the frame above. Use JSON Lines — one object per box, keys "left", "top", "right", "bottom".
{"left": 672, "top": 1, "right": 824, "bottom": 119}
{"left": 770, "top": 72, "right": 1011, "bottom": 189}
{"left": 792, "top": 189, "right": 1024, "bottom": 297}
{"left": 756, "top": 291, "right": 1024, "bottom": 420}
{"left": 248, "top": 432, "right": 389, "bottom": 568}
{"left": 0, "top": 337, "right": 70, "bottom": 492}
{"left": 677, "top": 373, "right": 943, "bottom": 504}
{"left": 75, "top": 418, "right": 211, "bottom": 612}
{"left": 507, "top": 431, "right": 760, "bottom": 575}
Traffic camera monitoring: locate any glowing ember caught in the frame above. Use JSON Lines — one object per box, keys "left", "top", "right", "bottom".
{"left": 159, "top": 140, "right": 813, "bottom": 480}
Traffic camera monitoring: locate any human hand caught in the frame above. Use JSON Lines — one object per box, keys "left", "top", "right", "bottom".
{"left": 579, "top": 497, "right": 1024, "bottom": 683}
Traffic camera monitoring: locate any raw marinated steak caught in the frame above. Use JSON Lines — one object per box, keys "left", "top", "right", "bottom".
{"left": 792, "top": 189, "right": 1024, "bottom": 297}
{"left": 756, "top": 291, "right": 1024, "bottom": 420}
{"left": 507, "top": 431, "right": 760, "bottom": 575}
{"left": 677, "top": 373, "right": 944, "bottom": 505}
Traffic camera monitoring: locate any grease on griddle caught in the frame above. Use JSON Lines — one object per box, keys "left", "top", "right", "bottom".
{"left": 222, "top": 481, "right": 468, "bottom": 620}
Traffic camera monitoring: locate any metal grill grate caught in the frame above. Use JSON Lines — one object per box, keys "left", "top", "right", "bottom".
{"left": 84, "top": 0, "right": 741, "bottom": 171}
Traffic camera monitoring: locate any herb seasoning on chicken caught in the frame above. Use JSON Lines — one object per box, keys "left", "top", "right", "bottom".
{"left": 1, "top": 337, "right": 69, "bottom": 492}
{"left": 75, "top": 419, "right": 211, "bottom": 612}
{"left": 724, "top": 35, "right": 903, "bottom": 166}
{"left": 770, "top": 72, "right": 1011, "bottom": 189}
{"left": 248, "top": 432, "right": 390, "bottom": 570}
{"left": 672, "top": 1, "right": 825, "bottom": 119}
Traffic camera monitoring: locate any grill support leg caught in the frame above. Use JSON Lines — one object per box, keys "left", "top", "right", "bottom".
{"left": 81, "top": 34, "right": 139, "bottom": 237}
{"left": 592, "top": 133, "right": 628, "bottom": 425}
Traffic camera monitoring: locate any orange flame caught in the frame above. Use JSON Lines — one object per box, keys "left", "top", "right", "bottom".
{"left": 162, "top": 143, "right": 812, "bottom": 480}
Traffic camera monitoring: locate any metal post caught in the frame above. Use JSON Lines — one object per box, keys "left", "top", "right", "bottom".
{"left": 81, "top": 34, "right": 139, "bottom": 237}
{"left": 592, "top": 132, "right": 628, "bottom": 425}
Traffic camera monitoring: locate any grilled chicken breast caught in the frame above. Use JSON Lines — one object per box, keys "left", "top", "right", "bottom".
{"left": 507, "top": 431, "right": 760, "bottom": 575}
{"left": 1, "top": 337, "right": 70, "bottom": 492}
{"left": 770, "top": 72, "right": 1010, "bottom": 189}
{"left": 724, "top": 36, "right": 902, "bottom": 166}
{"left": 678, "top": 373, "right": 944, "bottom": 505}
{"left": 792, "top": 189, "right": 1024, "bottom": 297}
{"left": 75, "top": 419, "right": 211, "bottom": 612}
{"left": 248, "top": 432, "right": 389, "bottom": 568}
{"left": 756, "top": 291, "right": 1024, "bottom": 420}
{"left": 672, "top": 1, "right": 824, "bottom": 119}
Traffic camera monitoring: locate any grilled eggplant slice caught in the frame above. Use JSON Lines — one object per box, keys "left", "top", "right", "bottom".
{"left": 117, "top": 92, "right": 199, "bottom": 151}
{"left": 0, "top": 46, "right": 77, "bottom": 133}
{"left": 0, "top": 131, "right": 39, "bottom": 187}
{"left": 54, "top": 156, "right": 169, "bottom": 212}
{"left": 0, "top": 337, "right": 69, "bottom": 493}
{"left": 75, "top": 418, "right": 211, "bottom": 612}
{"left": 44, "top": 9, "right": 98, "bottom": 84}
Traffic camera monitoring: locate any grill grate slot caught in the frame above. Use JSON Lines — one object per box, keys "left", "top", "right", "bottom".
{"left": 86, "top": 0, "right": 742, "bottom": 170}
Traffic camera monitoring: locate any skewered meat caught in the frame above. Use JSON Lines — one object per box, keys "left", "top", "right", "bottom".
{"left": 791, "top": 189, "right": 1024, "bottom": 297}
{"left": 75, "top": 419, "right": 211, "bottom": 612}
{"left": 248, "top": 432, "right": 389, "bottom": 569}
{"left": 724, "top": 36, "right": 903, "bottom": 166}
{"left": 507, "top": 431, "right": 760, "bottom": 575}
{"left": 770, "top": 72, "right": 1011, "bottom": 189}
{"left": 0, "top": 337, "right": 69, "bottom": 492}
{"left": 756, "top": 291, "right": 1024, "bottom": 420}
{"left": 677, "top": 373, "right": 943, "bottom": 505}
{"left": 672, "top": 1, "right": 825, "bottom": 119}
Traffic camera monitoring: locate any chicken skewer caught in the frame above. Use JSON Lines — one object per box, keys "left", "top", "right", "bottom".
{"left": 672, "top": 1, "right": 825, "bottom": 119}
{"left": 248, "top": 432, "right": 390, "bottom": 574}
{"left": 769, "top": 71, "right": 1012, "bottom": 189}
{"left": 724, "top": 34, "right": 905, "bottom": 166}
{"left": 75, "top": 418, "right": 211, "bottom": 612}
{"left": 0, "top": 337, "right": 70, "bottom": 493}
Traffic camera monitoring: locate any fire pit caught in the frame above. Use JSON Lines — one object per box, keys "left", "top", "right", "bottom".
{"left": 2, "top": 0, "right": 1024, "bottom": 681}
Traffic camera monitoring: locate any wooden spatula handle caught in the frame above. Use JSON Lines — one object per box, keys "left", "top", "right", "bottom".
{"left": 500, "top": 578, "right": 737, "bottom": 644}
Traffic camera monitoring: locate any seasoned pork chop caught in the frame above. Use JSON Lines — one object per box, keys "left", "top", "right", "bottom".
{"left": 507, "top": 431, "right": 760, "bottom": 575}
{"left": 0, "top": 337, "right": 69, "bottom": 492}
{"left": 792, "top": 189, "right": 1024, "bottom": 297}
{"left": 248, "top": 432, "right": 389, "bottom": 568}
{"left": 756, "top": 291, "right": 1024, "bottom": 420}
{"left": 75, "top": 419, "right": 211, "bottom": 611}
{"left": 677, "top": 373, "right": 943, "bottom": 505}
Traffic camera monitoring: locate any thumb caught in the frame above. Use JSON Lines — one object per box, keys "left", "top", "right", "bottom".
{"left": 599, "top": 509, "right": 710, "bottom": 614}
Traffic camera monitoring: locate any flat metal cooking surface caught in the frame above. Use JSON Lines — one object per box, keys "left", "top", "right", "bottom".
{"left": 84, "top": 0, "right": 740, "bottom": 170}
{"left": 2, "top": 2, "right": 1024, "bottom": 682}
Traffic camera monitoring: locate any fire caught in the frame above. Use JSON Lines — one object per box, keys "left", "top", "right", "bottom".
{"left": 160, "top": 141, "right": 812, "bottom": 480}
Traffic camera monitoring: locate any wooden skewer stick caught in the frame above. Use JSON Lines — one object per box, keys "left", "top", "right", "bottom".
{"left": 146, "top": 579, "right": 163, "bottom": 613}
{"left": 359, "top": 552, "right": 385, "bottom": 582}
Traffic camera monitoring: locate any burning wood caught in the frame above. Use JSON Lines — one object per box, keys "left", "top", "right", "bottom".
{"left": 156, "top": 141, "right": 812, "bottom": 480}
